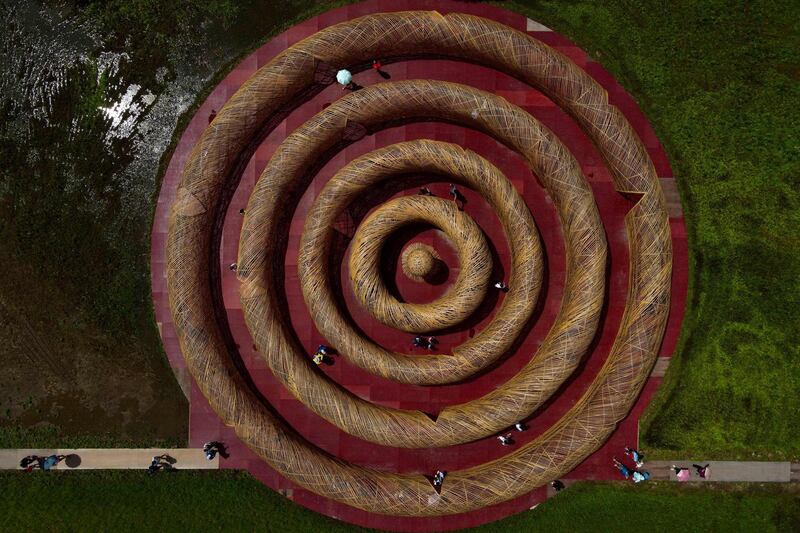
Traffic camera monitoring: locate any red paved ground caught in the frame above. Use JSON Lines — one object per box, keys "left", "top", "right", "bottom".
{"left": 150, "top": 1, "right": 689, "bottom": 531}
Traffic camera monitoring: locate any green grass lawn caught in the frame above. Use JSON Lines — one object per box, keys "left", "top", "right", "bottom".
{"left": 0, "top": 472, "right": 797, "bottom": 532}
{"left": 508, "top": 0, "right": 800, "bottom": 460}
{"left": 484, "top": 482, "right": 800, "bottom": 533}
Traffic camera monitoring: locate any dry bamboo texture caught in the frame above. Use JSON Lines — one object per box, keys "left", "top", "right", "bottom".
{"left": 166, "top": 11, "right": 672, "bottom": 517}
{"left": 400, "top": 242, "right": 441, "bottom": 282}
{"left": 242, "top": 85, "right": 606, "bottom": 445}
{"left": 349, "top": 194, "right": 492, "bottom": 333}
{"left": 302, "top": 139, "right": 540, "bottom": 383}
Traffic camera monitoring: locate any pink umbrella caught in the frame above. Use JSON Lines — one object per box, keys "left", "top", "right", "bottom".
{"left": 676, "top": 468, "right": 690, "bottom": 481}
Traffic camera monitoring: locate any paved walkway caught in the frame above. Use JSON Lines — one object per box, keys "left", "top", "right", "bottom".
{"left": 544, "top": 461, "right": 800, "bottom": 499}
{"left": 0, "top": 449, "right": 217, "bottom": 470}
{"left": 2, "top": 448, "right": 795, "bottom": 485}
{"left": 645, "top": 460, "right": 796, "bottom": 482}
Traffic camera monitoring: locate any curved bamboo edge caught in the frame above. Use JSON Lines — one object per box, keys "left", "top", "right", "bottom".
{"left": 401, "top": 242, "right": 441, "bottom": 282}
{"left": 349, "top": 195, "right": 491, "bottom": 333}
{"left": 301, "top": 139, "right": 539, "bottom": 381}
{"left": 241, "top": 82, "right": 606, "bottom": 446}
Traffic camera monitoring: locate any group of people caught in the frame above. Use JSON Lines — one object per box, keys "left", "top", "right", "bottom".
{"left": 412, "top": 335, "right": 438, "bottom": 351}
{"left": 497, "top": 422, "right": 527, "bottom": 446}
{"left": 432, "top": 445, "right": 707, "bottom": 492}
{"left": 336, "top": 59, "right": 389, "bottom": 91}
{"left": 312, "top": 344, "right": 335, "bottom": 365}
{"left": 19, "top": 454, "right": 66, "bottom": 472}
{"left": 613, "top": 448, "right": 712, "bottom": 483}
{"left": 148, "top": 442, "right": 228, "bottom": 474}
{"left": 19, "top": 444, "right": 228, "bottom": 474}
{"left": 431, "top": 422, "right": 529, "bottom": 490}
{"left": 612, "top": 447, "right": 650, "bottom": 483}
{"left": 672, "top": 463, "right": 710, "bottom": 481}
{"left": 419, "top": 183, "right": 466, "bottom": 210}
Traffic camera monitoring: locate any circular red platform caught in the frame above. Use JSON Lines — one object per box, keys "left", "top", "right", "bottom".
{"left": 151, "top": 1, "right": 688, "bottom": 530}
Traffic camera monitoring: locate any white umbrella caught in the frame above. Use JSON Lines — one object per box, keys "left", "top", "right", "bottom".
{"left": 336, "top": 69, "right": 353, "bottom": 86}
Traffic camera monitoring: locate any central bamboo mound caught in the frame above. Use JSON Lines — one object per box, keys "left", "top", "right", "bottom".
{"left": 402, "top": 243, "right": 439, "bottom": 281}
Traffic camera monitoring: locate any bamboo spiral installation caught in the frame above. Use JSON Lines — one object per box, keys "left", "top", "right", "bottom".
{"left": 166, "top": 11, "right": 672, "bottom": 517}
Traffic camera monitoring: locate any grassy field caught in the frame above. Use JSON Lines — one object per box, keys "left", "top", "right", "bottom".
{"left": 0, "top": 472, "right": 797, "bottom": 532}
{"left": 508, "top": 0, "right": 800, "bottom": 460}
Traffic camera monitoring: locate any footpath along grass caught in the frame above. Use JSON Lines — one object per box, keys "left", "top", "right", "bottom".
{"left": 0, "top": 472, "right": 798, "bottom": 532}
{"left": 509, "top": 0, "right": 800, "bottom": 460}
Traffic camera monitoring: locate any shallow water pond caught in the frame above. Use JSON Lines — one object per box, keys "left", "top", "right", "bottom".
{"left": 0, "top": 0, "right": 345, "bottom": 445}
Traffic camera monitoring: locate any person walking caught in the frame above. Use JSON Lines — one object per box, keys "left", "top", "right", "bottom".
{"left": 693, "top": 463, "right": 710, "bottom": 479}
{"left": 497, "top": 434, "right": 514, "bottom": 446}
{"left": 372, "top": 59, "right": 390, "bottom": 79}
{"left": 40, "top": 454, "right": 66, "bottom": 471}
{"left": 449, "top": 183, "right": 459, "bottom": 201}
{"left": 612, "top": 457, "right": 631, "bottom": 479}
{"left": 336, "top": 69, "right": 352, "bottom": 88}
{"left": 672, "top": 465, "right": 691, "bottom": 481}
{"left": 148, "top": 454, "right": 173, "bottom": 474}
{"left": 336, "top": 69, "right": 361, "bottom": 91}
{"left": 203, "top": 441, "right": 227, "bottom": 460}
{"left": 19, "top": 455, "right": 39, "bottom": 472}
{"left": 425, "top": 336, "right": 438, "bottom": 350}
{"left": 624, "top": 446, "right": 644, "bottom": 468}
{"left": 316, "top": 344, "right": 331, "bottom": 355}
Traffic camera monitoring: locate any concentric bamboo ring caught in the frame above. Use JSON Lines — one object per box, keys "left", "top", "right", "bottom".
{"left": 349, "top": 195, "right": 491, "bottom": 333}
